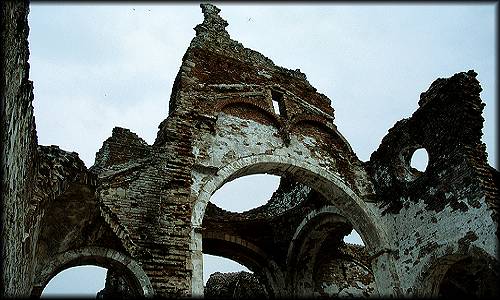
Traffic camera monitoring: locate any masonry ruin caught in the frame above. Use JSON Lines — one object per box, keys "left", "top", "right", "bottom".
{"left": 1, "top": 2, "right": 499, "bottom": 298}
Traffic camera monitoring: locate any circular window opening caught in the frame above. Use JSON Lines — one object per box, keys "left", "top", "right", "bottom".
{"left": 42, "top": 265, "right": 107, "bottom": 297}
{"left": 410, "top": 148, "right": 429, "bottom": 172}
{"left": 210, "top": 174, "right": 281, "bottom": 213}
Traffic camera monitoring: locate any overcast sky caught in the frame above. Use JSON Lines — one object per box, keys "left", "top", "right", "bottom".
{"left": 28, "top": 3, "right": 496, "bottom": 296}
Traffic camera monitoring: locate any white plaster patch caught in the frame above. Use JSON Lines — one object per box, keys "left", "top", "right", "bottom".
{"left": 381, "top": 195, "right": 497, "bottom": 292}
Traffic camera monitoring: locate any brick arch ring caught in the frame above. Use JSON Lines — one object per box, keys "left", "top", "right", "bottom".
{"left": 286, "top": 206, "right": 352, "bottom": 267}
{"left": 285, "top": 206, "right": 359, "bottom": 296}
{"left": 32, "top": 246, "right": 154, "bottom": 297}
{"left": 413, "top": 244, "right": 499, "bottom": 297}
{"left": 190, "top": 154, "right": 395, "bottom": 296}
{"left": 203, "top": 231, "right": 285, "bottom": 297}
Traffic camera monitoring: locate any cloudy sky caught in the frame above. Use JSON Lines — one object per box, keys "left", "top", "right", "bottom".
{"left": 28, "top": 2, "right": 496, "bottom": 296}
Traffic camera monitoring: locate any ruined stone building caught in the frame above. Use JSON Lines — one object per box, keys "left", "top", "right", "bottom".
{"left": 1, "top": 2, "right": 499, "bottom": 298}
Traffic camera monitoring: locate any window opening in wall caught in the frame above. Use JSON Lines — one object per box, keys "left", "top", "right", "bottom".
{"left": 271, "top": 91, "right": 284, "bottom": 116}
{"left": 410, "top": 148, "right": 429, "bottom": 172}
{"left": 210, "top": 174, "right": 281, "bottom": 213}
{"left": 343, "top": 229, "right": 364, "bottom": 246}
{"left": 41, "top": 266, "right": 107, "bottom": 297}
{"left": 272, "top": 100, "right": 281, "bottom": 115}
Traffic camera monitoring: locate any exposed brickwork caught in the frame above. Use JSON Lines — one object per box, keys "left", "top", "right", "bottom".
{"left": 2, "top": 3, "right": 498, "bottom": 298}
{"left": 203, "top": 178, "right": 331, "bottom": 271}
{"left": 366, "top": 70, "right": 499, "bottom": 295}
{"left": 204, "top": 271, "right": 268, "bottom": 299}
{"left": 92, "top": 127, "right": 151, "bottom": 173}
{"left": 97, "top": 268, "right": 138, "bottom": 299}
{"left": 367, "top": 70, "right": 497, "bottom": 218}
{"left": 314, "top": 242, "right": 376, "bottom": 297}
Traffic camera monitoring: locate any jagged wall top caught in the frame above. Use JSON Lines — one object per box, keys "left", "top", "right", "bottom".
{"left": 194, "top": 3, "right": 229, "bottom": 38}
{"left": 189, "top": 3, "right": 309, "bottom": 82}
{"left": 161, "top": 3, "right": 338, "bottom": 143}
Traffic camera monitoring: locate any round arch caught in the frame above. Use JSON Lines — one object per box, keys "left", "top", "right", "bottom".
{"left": 32, "top": 246, "right": 154, "bottom": 297}
{"left": 285, "top": 207, "right": 354, "bottom": 296}
{"left": 286, "top": 206, "right": 353, "bottom": 266}
{"left": 190, "top": 154, "right": 396, "bottom": 296}
{"left": 203, "top": 232, "right": 285, "bottom": 297}
{"left": 414, "top": 246, "right": 499, "bottom": 298}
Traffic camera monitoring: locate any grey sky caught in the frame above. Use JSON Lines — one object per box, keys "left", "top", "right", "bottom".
{"left": 29, "top": 3, "right": 496, "bottom": 296}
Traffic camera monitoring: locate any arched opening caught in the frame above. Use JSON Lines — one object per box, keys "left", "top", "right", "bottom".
{"left": 40, "top": 264, "right": 138, "bottom": 298}
{"left": 203, "top": 173, "right": 282, "bottom": 298}
{"left": 344, "top": 229, "right": 364, "bottom": 246}
{"left": 32, "top": 247, "right": 153, "bottom": 298}
{"left": 286, "top": 209, "right": 376, "bottom": 297}
{"left": 438, "top": 256, "right": 498, "bottom": 298}
{"left": 416, "top": 250, "right": 499, "bottom": 298}
{"left": 191, "top": 156, "right": 393, "bottom": 297}
{"left": 201, "top": 232, "right": 276, "bottom": 298}
{"left": 41, "top": 265, "right": 107, "bottom": 297}
{"left": 204, "top": 254, "right": 250, "bottom": 284}
{"left": 202, "top": 172, "right": 336, "bottom": 297}
{"left": 203, "top": 254, "right": 268, "bottom": 298}
{"left": 194, "top": 157, "right": 387, "bottom": 251}
{"left": 410, "top": 148, "right": 429, "bottom": 172}
{"left": 210, "top": 174, "right": 280, "bottom": 213}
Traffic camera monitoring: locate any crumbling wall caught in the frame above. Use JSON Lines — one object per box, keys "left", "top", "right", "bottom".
{"left": 92, "top": 127, "right": 152, "bottom": 173}
{"left": 91, "top": 4, "right": 387, "bottom": 297}
{"left": 33, "top": 145, "right": 99, "bottom": 266}
{"left": 314, "top": 243, "right": 376, "bottom": 298}
{"left": 1, "top": 3, "right": 141, "bottom": 296}
{"left": 1, "top": 1, "right": 39, "bottom": 296}
{"left": 2, "top": 2, "right": 497, "bottom": 298}
{"left": 181, "top": 4, "right": 373, "bottom": 197}
{"left": 185, "top": 4, "right": 391, "bottom": 297}
{"left": 204, "top": 271, "right": 268, "bottom": 299}
{"left": 367, "top": 70, "right": 499, "bottom": 296}
{"left": 94, "top": 124, "right": 195, "bottom": 296}
{"left": 97, "top": 268, "right": 138, "bottom": 299}
{"left": 31, "top": 145, "right": 133, "bottom": 295}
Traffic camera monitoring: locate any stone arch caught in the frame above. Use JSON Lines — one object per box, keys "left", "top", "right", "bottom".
{"left": 284, "top": 206, "right": 376, "bottom": 297}
{"left": 217, "top": 100, "right": 281, "bottom": 128}
{"left": 190, "top": 154, "right": 395, "bottom": 296}
{"left": 286, "top": 206, "right": 353, "bottom": 267}
{"left": 414, "top": 246, "right": 499, "bottom": 298}
{"left": 203, "top": 231, "right": 285, "bottom": 297}
{"left": 289, "top": 114, "right": 334, "bottom": 136}
{"left": 192, "top": 154, "right": 387, "bottom": 249}
{"left": 32, "top": 246, "right": 153, "bottom": 297}
{"left": 286, "top": 208, "right": 352, "bottom": 296}
{"left": 290, "top": 115, "right": 353, "bottom": 153}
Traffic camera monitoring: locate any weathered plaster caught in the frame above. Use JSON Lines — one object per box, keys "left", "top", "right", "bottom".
{"left": 2, "top": 3, "right": 498, "bottom": 298}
